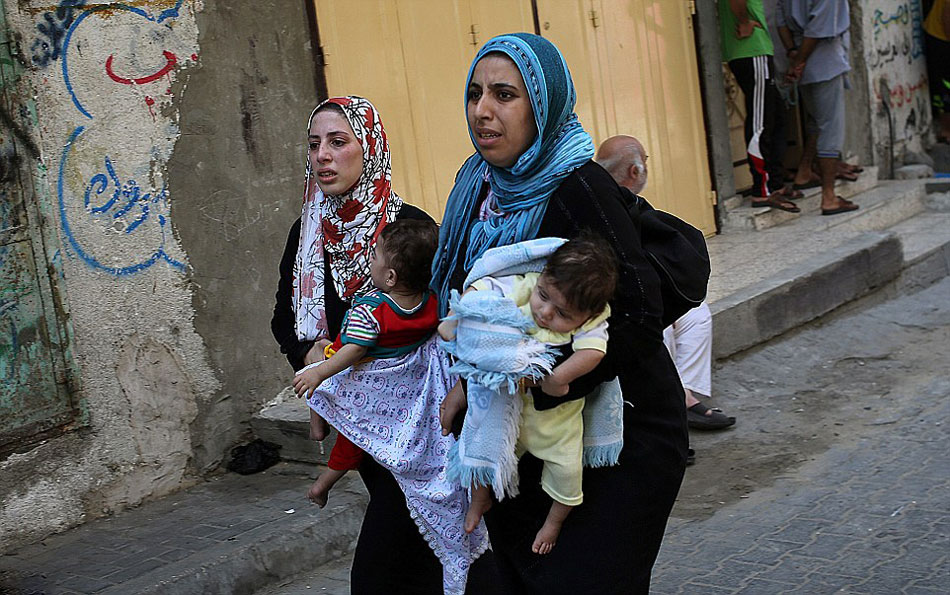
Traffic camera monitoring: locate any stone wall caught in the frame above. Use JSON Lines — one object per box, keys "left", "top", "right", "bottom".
{"left": 860, "top": 0, "right": 932, "bottom": 170}
{"left": 0, "top": 0, "right": 319, "bottom": 551}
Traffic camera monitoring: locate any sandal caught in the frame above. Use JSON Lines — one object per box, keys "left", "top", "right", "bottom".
{"left": 751, "top": 195, "right": 801, "bottom": 213}
{"left": 687, "top": 403, "right": 736, "bottom": 430}
{"left": 821, "top": 198, "right": 859, "bottom": 216}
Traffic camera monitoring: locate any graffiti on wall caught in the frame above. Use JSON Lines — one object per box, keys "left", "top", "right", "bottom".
{"left": 55, "top": 0, "right": 197, "bottom": 276}
{"left": 866, "top": 0, "right": 931, "bottom": 148}
{"left": 29, "top": 0, "right": 87, "bottom": 68}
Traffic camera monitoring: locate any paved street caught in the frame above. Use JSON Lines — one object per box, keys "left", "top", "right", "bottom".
{"left": 259, "top": 279, "right": 950, "bottom": 594}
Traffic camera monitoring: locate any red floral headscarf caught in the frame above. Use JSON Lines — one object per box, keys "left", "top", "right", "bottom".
{"left": 293, "top": 96, "right": 403, "bottom": 341}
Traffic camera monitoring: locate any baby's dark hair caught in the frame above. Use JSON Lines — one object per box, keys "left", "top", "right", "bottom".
{"left": 542, "top": 231, "right": 618, "bottom": 315}
{"left": 378, "top": 219, "right": 439, "bottom": 292}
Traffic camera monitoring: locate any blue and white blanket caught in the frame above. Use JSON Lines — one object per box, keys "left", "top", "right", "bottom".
{"left": 307, "top": 336, "right": 488, "bottom": 595}
{"left": 441, "top": 238, "right": 624, "bottom": 501}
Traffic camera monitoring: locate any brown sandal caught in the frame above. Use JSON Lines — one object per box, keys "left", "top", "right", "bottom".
{"left": 751, "top": 195, "right": 801, "bottom": 213}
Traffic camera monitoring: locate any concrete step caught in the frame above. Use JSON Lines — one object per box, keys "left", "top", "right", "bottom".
{"left": 722, "top": 166, "right": 879, "bottom": 231}
{"left": 251, "top": 387, "right": 337, "bottom": 465}
{"left": 709, "top": 231, "right": 903, "bottom": 359}
{"left": 708, "top": 178, "right": 938, "bottom": 359}
{"left": 0, "top": 465, "right": 367, "bottom": 595}
{"left": 889, "top": 188, "right": 950, "bottom": 292}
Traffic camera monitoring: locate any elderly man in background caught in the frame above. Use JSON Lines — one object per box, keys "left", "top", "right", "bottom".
{"left": 595, "top": 136, "right": 736, "bottom": 443}
{"left": 777, "top": 0, "right": 858, "bottom": 215}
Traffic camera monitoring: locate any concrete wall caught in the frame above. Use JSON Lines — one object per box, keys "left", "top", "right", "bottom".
{"left": 858, "top": 0, "right": 931, "bottom": 171}
{"left": 0, "top": 0, "right": 319, "bottom": 552}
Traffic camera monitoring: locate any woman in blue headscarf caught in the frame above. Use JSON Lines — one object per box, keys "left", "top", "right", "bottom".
{"left": 432, "top": 33, "right": 688, "bottom": 593}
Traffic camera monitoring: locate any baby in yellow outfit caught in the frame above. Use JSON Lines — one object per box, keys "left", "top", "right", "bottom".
{"left": 439, "top": 233, "right": 618, "bottom": 554}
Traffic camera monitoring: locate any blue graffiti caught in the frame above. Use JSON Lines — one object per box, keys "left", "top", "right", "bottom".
{"left": 59, "top": 127, "right": 184, "bottom": 276}
{"left": 62, "top": 0, "right": 185, "bottom": 119}
{"left": 911, "top": 0, "right": 925, "bottom": 61}
{"left": 84, "top": 155, "right": 167, "bottom": 235}
{"left": 871, "top": 2, "right": 925, "bottom": 62}
{"left": 29, "top": 0, "right": 87, "bottom": 68}
{"left": 55, "top": 1, "right": 187, "bottom": 276}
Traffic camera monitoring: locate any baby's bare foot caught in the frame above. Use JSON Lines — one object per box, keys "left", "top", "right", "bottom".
{"left": 464, "top": 489, "right": 492, "bottom": 533}
{"left": 307, "top": 477, "right": 331, "bottom": 508}
{"left": 532, "top": 518, "right": 564, "bottom": 555}
{"left": 309, "top": 411, "right": 329, "bottom": 441}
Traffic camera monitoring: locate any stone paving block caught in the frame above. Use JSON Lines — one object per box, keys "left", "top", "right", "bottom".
{"left": 766, "top": 522, "right": 821, "bottom": 545}
{"left": 751, "top": 555, "right": 818, "bottom": 584}
{"left": 63, "top": 564, "right": 124, "bottom": 580}
{"left": 54, "top": 574, "right": 115, "bottom": 594}
{"left": 903, "top": 586, "right": 948, "bottom": 594}
{"left": 734, "top": 577, "right": 799, "bottom": 594}
{"left": 690, "top": 560, "right": 782, "bottom": 590}
{"left": 783, "top": 572, "right": 866, "bottom": 593}
{"left": 788, "top": 533, "right": 862, "bottom": 561}
{"left": 727, "top": 540, "right": 790, "bottom": 567}
{"left": 100, "top": 557, "right": 166, "bottom": 584}
{"left": 863, "top": 565, "right": 933, "bottom": 593}
{"left": 182, "top": 523, "right": 225, "bottom": 538}
{"left": 672, "top": 580, "right": 735, "bottom": 593}
{"left": 157, "top": 547, "right": 192, "bottom": 563}
{"left": 108, "top": 546, "right": 178, "bottom": 569}
{"left": 158, "top": 535, "right": 216, "bottom": 551}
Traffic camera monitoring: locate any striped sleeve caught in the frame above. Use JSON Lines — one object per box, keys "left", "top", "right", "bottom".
{"left": 341, "top": 303, "right": 380, "bottom": 346}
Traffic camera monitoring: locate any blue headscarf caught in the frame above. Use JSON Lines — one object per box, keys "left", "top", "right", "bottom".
{"left": 432, "top": 33, "right": 595, "bottom": 315}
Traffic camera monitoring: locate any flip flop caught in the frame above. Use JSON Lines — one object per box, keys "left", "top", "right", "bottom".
{"left": 821, "top": 198, "right": 859, "bottom": 216}
{"left": 751, "top": 195, "right": 801, "bottom": 213}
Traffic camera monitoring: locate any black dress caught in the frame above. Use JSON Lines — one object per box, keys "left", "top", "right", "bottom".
{"left": 445, "top": 161, "right": 689, "bottom": 594}
{"left": 271, "top": 204, "right": 498, "bottom": 593}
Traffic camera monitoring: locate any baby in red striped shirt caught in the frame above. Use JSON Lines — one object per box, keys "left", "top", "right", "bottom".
{"left": 292, "top": 218, "right": 440, "bottom": 506}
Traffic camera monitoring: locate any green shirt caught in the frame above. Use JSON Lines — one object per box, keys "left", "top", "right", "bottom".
{"left": 718, "top": 0, "right": 774, "bottom": 61}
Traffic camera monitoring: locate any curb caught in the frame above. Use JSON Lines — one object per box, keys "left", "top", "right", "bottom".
{"left": 710, "top": 232, "right": 903, "bottom": 359}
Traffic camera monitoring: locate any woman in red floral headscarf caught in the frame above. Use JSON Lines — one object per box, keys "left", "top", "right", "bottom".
{"left": 271, "top": 96, "right": 496, "bottom": 593}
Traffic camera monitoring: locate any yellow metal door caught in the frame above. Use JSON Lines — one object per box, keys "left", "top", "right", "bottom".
{"left": 313, "top": 1, "right": 715, "bottom": 234}
{"left": 538, "top": 0, "right": 717, "bottom": 235}
{"left": 313, "top": 0, "right": 534, "bottom": 218}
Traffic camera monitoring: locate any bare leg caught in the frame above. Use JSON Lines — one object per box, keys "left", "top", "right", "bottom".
{"left": 818, "top": 156, "right": 853, "bottom": 211}
{"left": 308, "top": 468, "right": 346, "bottom": 508}
{"left": 310, "top": 409, "right": 329, "bottom": 441}
{"left": 532, "top": 501, "right": 573, "bottom": 555}
{"left": 793, "top": 135, "right": 818, "bottom": 185}
{"left": 465, "top": 485, "right": 492, "bottom": 534}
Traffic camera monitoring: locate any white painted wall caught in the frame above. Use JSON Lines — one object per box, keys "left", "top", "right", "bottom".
{"left": 862, "top": 0, "right": 932, "bottom": 164}
{"left": 0, "top": 0, "right": 220, "bottom": 550}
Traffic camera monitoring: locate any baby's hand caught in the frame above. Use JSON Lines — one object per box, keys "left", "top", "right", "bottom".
{"left": 540, "top": 376, "right": 569, "bottom": 397}
{"left": 293, "top": 366, "right": 324, "bottom": 398}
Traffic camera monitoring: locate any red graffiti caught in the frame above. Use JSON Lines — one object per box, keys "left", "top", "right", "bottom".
{"left": 105, "top": 50, "right": 177, "bottom": 85}
{"left": 875, "top": 75, "right": 928, "bottom": 108}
